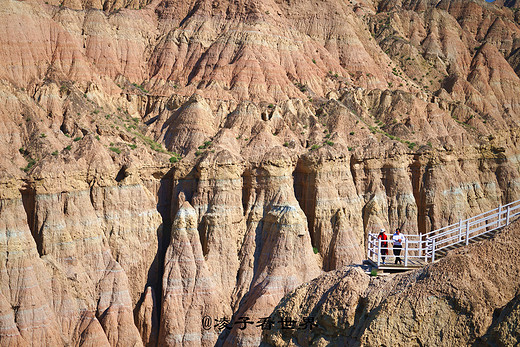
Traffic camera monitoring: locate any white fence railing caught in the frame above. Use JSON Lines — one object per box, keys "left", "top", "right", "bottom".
{"left": 367, "top": 233, "right": 426, "bottom": 267}
{"left": 367, "top": 198, "right": 520, "bottom": 267}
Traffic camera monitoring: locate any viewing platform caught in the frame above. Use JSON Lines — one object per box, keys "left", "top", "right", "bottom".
{"left": 366, "top": 199, "right": 520, "bottom": 272}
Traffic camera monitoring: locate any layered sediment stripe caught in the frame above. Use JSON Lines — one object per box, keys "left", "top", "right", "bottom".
{"left": 0, "top": 198, "right": 62, "bottom": 345}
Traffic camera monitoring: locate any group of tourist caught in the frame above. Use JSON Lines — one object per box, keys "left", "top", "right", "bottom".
{"left": 377, "top": 228, "right": 406, "bottom": 265}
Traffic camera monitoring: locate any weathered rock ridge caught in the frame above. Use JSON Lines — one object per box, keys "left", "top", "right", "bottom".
{"left": 3, "top": 0, "right": 520, "bottom": 345}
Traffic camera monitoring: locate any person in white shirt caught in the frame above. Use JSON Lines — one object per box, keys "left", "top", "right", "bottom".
{"left": 392, "top": 228, "right": 406, "bottom": 265}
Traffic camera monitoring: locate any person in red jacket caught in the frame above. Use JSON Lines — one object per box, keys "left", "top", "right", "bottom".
{"left": 377, "top": 229, "right": 388, "bottom": 264}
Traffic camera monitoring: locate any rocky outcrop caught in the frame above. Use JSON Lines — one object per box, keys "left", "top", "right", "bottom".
{"left": 162, "top": 148, "right": 322, "bottom": 346}
{"left": 221, "top": 149, "right": 321, "bottom": 346}
{"left": 481, "top": 293, "right": 520, "bottom": 346}
{"left": 0, "top": 125, "right": 164, "bottom": 345}
{"left": 294, "top": 152, "right": 365, "bottom": 270}
{"left": 0, "top": 197, "right": 64, "bottom": 346}
{"left": 0, "top": 182, "right": 144, "bottom": 346}
{"left": 159, "top": 194, "right": 229, "bottom": 346}
{"left": 135, "top": 287, "right": 159, "bottom": 347}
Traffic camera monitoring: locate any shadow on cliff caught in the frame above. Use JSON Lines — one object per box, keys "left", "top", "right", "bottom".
{"left": 474, "top": 292, "right": 520, "bottom": 346}
{"left": 20, "top": 181, "right": 40, "bottom": 254}
{"left": 134, "top": 167, "right": 176, "bottom": 346}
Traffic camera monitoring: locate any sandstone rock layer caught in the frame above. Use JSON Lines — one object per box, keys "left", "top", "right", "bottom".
{"left": 2, "top": 0, "right": 520, "bottom": 345}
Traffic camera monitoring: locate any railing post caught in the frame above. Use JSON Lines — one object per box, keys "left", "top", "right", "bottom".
{"left": 419, "top": 233, "right": 422, "bottom": 259}
{"left": 367, "top": 234, "right": 371, "bottom": 260}
{"left": 404, "top": 239, "right": 409, "bottom": 267}
{"left": 507, "top": 205, "right": 511, "bottom": 225}
{"left": 424, "top": 238, "right": 428, "bottom": 262}
{"left": 498, "top": 205, "right": 502, "bottom": 227}
{"left": 377, "top": 238, "right": 381, "bottom": 267}
{"left": 465, "top": 221, "right": 470, "bottom": 245}
{"left": 458, "top": 219, "right": 463, "bottom": 241}
{"left": 432, "top": 238, "right": 436, "bottom": 262}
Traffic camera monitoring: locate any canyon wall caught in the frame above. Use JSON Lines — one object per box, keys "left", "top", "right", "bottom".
{"left": 2, "top": 0, "right": 520, "bottom": 345}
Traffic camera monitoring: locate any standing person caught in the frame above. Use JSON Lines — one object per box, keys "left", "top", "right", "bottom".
{"left": 392, "top": 228, "right": 406, "bottom": 265}
{"left": 377, "top": 229, "right": 388, "bottom": 264}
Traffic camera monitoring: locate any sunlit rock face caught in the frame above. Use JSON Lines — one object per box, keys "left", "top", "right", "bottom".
{"left": 3, "top": 0, "right": 520, "bottom": 345}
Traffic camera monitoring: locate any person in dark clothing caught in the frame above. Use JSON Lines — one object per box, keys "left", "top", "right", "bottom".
{"left": 378, "top": 229, "right": 388, "bottom": 264}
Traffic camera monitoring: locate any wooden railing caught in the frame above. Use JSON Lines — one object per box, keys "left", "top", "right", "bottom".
{"left": 367, "top": 199, "right": 520, "bottom": 267}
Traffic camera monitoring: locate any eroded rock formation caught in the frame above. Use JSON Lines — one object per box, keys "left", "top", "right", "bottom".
{"left": 2, "top": 0, "right": 520, "bottom": 345}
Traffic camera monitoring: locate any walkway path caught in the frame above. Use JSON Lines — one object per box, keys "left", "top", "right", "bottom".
{"left": 367, "top": 199, "right": 520, "bottom": 271}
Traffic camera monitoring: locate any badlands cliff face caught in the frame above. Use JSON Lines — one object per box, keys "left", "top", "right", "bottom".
{"left": 2, "top": 0, "right": 520, "bottom": 345}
